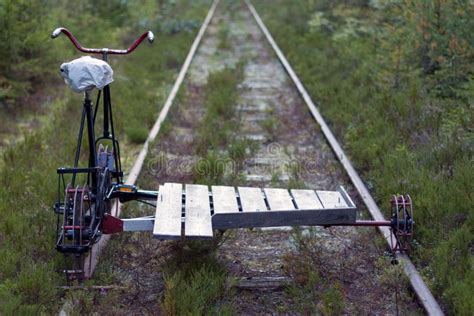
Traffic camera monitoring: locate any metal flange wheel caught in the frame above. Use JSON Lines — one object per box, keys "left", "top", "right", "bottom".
{"left": 61, "top": 184, "right": 92, "bottom": 282}
{"left": 390, "top": 194, "right": 414, "bottom": 258}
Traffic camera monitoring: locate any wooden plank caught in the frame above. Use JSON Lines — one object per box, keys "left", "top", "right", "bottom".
{"left": 212, "top": 208, "right": 356, "bottom": 230}
{"left": 212, "top": 186, "right": 239, "bottom": 214}
{"left": 291, "top": 189, "right": 324, "bottom": 210}
{"left": 153, "top": 183, "right": 182, "bottom": 239}
{"left": 238, "top": 187, "right": 268, "bottom": 212}
{"left": 213, "top": 188, "right": 356, "bottom": 229}
{"left": 316, "top": 190, "right": 348, "bottom": 209}
{"left": 235, "top": 276, "right": 290, "bottom": 290}
{"left": 264, "top": 188, "right": 295, "bottom": 211}
{"left": 184, "top": 184, "right": 213, "bottom": 239}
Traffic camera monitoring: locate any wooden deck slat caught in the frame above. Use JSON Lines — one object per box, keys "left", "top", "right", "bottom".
{"left": 238, "top": 187, "right": 268, "bottom": 212}
{"left": 212, "top": 208, "right": 356, "bottom": 230}
{"left": 291, "top": 189, "right": 324, "bottom": 210}
{"left": 264, "top": 188, "right": 295, "bottom": 211}
{"left": 153, "top": 183, "right": 182, "bottom": 239}
{"left": 184, "top": 184, "right": 213, "bottom": 239}
{"left": 316, "top": 190, "right": 348, "bottom": 209}
{"left": 212, "top": 186, "right": 239, "bottom": 214}
{"left": 214, "top": 187, "right": 356, "bottom": 230}
{"left": 153, "top": 183, "right": 356, "bottom": 238}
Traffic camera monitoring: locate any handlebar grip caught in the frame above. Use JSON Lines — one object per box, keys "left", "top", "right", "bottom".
{"left": 51, "top": 27, "right": 64, "bottom": 39}
{"left": 147, "top": 31, "right": 155, "bottom": 43}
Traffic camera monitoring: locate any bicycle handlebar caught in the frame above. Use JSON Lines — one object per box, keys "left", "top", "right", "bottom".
{"left": 51, "top": 27, "right": 154, "bottom": 55}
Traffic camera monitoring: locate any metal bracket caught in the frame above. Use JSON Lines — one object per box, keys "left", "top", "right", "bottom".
{"left": 108, "top": 184, "right": 158, "bottom": 202}
{"left": 101, "top": 214, "right": 124, "bottom": 234}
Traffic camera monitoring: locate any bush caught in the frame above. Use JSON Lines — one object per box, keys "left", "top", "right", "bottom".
{"left": 254, "top": 1, "right": 473, "bottom": 313}
{"left": 162, "top": 266, "right": 229, "bottom": 315}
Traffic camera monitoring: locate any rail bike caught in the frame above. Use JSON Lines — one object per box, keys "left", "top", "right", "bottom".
{"left": 51, "top": 27, "right": 414, "bottom": 282}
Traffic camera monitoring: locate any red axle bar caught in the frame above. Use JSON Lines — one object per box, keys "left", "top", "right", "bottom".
{"left": 330, "top": 220, "right": 392, "bottom": 227}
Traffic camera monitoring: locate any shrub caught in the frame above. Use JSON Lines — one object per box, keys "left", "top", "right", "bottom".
{"left": 253, "top": 1, "right": 473, "bottom": 312}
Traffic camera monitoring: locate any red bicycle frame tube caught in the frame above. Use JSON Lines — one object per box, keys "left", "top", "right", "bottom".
{"left": 51, "top": 27, "right": 154, "bottom": 55}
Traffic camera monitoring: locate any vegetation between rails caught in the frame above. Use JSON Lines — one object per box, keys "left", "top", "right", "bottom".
{"left": 0, "top": 0, "right": 211, "bottom": 313}
{"left": 160, "top": 240, "right": 234, "bottom": 315}
{"left": 194, "top": 62, "right": 257, "bottom": 186}
{"left": 254, "top": 0, "right": 473, "bottom": 313}
{"left": 74, "top": 3, "right": 253, "bottom": 307}
{"left": 160, "top": 63, "right": 252, "bottom": 314}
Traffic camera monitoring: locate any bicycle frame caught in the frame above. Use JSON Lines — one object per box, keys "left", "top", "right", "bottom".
{"left": 52, "top": 27, "right": 154, "bottom": 188}
{"left": 52, "top": 27, "right": 155, "bottom": 259}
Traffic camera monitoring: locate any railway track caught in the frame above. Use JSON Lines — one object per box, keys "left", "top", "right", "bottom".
{"left": 62, "top": 0, "right": 442, "bottom": 314}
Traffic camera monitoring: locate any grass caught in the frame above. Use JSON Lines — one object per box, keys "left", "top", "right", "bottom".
{"left": 195, "top": 64, "right": 244, "bottom": 155}
{"left": 259, "top": 108, "right": 280, "bottom": 143}
{"left": 218, "top": 25, "right": 231, "bottom": 50}
{"left": 254, "top": 1, "right": 473, "bottom": 313}
{"left": 283, "top": 227, "right": 346, "bottom": 315}
{"left": 193, "top": 62, "right": 257, "bottom": 186}
{"left": 284, "top": 227, "right": 418, "bottom": 314}
{"left": 0, "top": 0, "right": 211, "bottom": 313}
{"left": 374, "top": 257, "right": 414, "bottom": 316}
{"left": 160, "top": 241, "right": 234, "bottom": 315}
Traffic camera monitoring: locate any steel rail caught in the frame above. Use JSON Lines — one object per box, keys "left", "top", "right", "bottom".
{"left": 244, "top": 0, "right": 443, "bottom": 315}
{"left": 59, "top": 1, "right": 220, "bottom": 314}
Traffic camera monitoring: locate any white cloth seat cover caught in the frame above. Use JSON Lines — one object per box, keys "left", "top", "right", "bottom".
{"left": 60, "top": 56, "right": 113, "bottom": 93}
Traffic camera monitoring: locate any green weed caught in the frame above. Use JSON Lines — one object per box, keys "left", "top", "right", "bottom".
{"left": 218, "top": 25, "right": 231, "bottom": 50}
{"left": 374, "top": 257, "right": 415, "bottom": 315}
{"left": 254, "top": 1, "right": 473, "bottom": 312}
{"left": 160, "top": 240, "right": 234, "bottom": 315}
{"left": 125, "top": 124, "right": 149, "bottom": 144}
{"left": 191, "top": 62, "right": 254, "bottom": 186}
{"left": 259, "top": 108, "right": 280, "bottom": 142}
{"left": 195, "top": 64, "right": 244, "bottom": 154}
{"left": 284, "top": 227, "right": 346, "bottom": 314}
{"left": 194, "top": 150, "right": 230, "bottom": 186}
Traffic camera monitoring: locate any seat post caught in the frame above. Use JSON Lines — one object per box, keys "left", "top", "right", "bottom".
{"left": 102, "top": 52, "right": 110, "bottom": 138}
{"left": 84, "top": 91, "right": 97, "bottom": 188}
{"left": 103, "top": 85, "right": 111, "bottom": 138}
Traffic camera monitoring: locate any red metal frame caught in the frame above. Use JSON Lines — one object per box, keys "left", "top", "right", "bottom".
{"left": 101, "top": 214, "right": 124, "bottom": 234}
{"left": 51, "top": 27, "right": 154, "bottom": 55}
{"left": 328, "top": 220, "right": 391, "bottom": 227}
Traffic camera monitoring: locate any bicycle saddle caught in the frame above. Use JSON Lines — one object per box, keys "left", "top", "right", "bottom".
{"left": 60, "top": 56, "right": 113, "bottom": 93}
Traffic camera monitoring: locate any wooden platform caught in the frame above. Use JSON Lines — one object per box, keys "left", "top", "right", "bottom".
{"left": 152, "top": 183, "right": 357, "bottom": 240}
